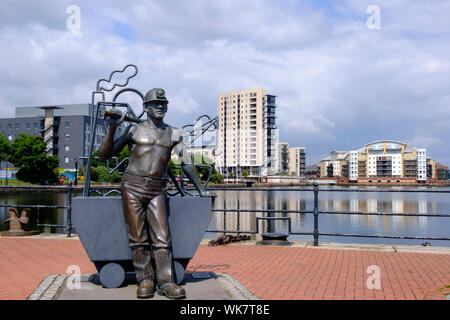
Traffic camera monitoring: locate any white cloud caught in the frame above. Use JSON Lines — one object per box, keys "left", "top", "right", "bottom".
{"left": 0, "top": 0, "right": 449, "bottom": 165}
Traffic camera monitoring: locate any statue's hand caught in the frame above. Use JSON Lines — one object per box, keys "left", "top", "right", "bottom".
{"left": 108, "top": 111, "right": 127, "bottom": 127}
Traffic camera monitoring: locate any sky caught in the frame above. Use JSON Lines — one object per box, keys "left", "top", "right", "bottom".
{"left": 0, "top": 0, "right": 449, "bottom": 166}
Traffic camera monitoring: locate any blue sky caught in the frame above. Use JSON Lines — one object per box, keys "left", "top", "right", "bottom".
{"left": 0, "top": 0, "right": 449, "bottom": 166}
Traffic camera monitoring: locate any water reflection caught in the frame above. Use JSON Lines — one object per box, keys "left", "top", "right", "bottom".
{"left": 1, "top": 188, "right": 449, "bottom": 246}
{"left": 208, "top": 189, "right": 450, "bottom": 246}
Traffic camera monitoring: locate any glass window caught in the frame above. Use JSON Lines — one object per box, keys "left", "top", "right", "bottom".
{"left": 15, "top": 123, "right": 19, "bottom": 130}
{"left": 26, "top": 123, "right": 30, "bottom": 130}
{"left": 8, "top": 123, "right": 12, "bottom": 130}
{"left": 65, "top": 133, "right": 70, "bottom": 139}
{"left": 64, "top": 157, "right": 70, "bottom": 164}
{"left": 65, "top": 121, "right": 70, "bottom": 128}
{"left": 33, "top": 122, "right": 38, "bottom": 129}
{"left": 65, "top": 145, "right": 69, "bottom": 152}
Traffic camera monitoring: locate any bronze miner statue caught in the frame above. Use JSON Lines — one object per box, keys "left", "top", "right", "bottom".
{"left": 99, "top": 88, "right": 210, "bottom": 299}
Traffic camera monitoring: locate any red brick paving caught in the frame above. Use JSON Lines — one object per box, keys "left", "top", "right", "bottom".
{"left": 0, "top": 238, "right": 449, "bottom": 300}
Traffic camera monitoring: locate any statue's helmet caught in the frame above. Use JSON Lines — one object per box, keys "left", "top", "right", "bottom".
{"left": 143, "top": 88, "right": 168, "bottom": 104}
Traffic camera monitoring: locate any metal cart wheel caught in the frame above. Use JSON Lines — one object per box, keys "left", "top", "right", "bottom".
{"left": 99, "top": 263, "right": 126, "bottom": 288}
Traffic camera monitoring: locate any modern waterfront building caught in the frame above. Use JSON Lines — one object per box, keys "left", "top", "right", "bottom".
{"left": 319, "top": 140, "right": 448, "bottom": 184}
{"left": 0, "top": 104, "right": 113, "bottom": 169}
{"left": 288, "top": 147, "right": 306, "bottom": 177}
{"left": 277, "top": 142, "right": 289, "bottom": 173}
{"left": 277, "top": 142, "right": 306, "bottom": 177}
{"left": 215, "top": 88, "right": 278, "bottom": 177}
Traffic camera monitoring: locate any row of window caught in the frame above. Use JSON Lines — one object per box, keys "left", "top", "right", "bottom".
{"left": 0, "top": 121, "right": 71, "bottom": 130}
{"left": 221, "top": 92, "right": 258, "bottom": 100}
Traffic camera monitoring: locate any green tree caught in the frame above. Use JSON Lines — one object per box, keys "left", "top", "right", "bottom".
{"left": 0, "top": 133, "right": 11, "bottom": 168}
{"left": 8, "top": 134, "right": 59, "bottom": 183}
{"left": 242, "top": 170, "right": 249, "bottom": 178}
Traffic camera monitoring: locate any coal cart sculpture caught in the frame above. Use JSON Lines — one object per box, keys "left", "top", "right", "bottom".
{"left": 72, "top": 64, "right": 218, "bottom": 289}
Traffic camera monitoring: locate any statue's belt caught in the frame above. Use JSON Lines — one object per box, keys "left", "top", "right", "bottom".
{"left": 122, "top": 172, "right": 168, "bottom": 189}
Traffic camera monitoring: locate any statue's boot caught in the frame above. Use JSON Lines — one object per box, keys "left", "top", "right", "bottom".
{"left": 132, "top": 247, "right": 155, "bottom": 299}
{"left": 154, "top": 248, "right": 186, "bottom": 299}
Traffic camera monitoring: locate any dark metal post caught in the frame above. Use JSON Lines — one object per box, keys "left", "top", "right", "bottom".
{"left": 237, "top": 198, "right": 240, "bottom": 235}
{"left": 67, "top": 182, "right": 73, "bottom": 237}
{"left": 74, "top": 161, "right": 78, "bottom": 186}
{"left": 313, "top": 182, "right": 319, "bottom": 246}
{"left": 5, "top": 161, "right": 8, "bottom": 186}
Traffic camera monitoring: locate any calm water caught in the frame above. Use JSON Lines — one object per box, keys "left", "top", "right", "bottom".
{"left": 1, "top": 187, "right": 449, "bottom": 246}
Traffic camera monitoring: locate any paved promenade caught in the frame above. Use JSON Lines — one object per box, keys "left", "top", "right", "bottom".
{"left": 0, "top": 237, "right": 449, "bottom": 300}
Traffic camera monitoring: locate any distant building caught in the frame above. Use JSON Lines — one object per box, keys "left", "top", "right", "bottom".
{"left": 0, "top": 104, "right": 115, "bottom": 169}
{"left": 215, "top": 88, "right": 278, "bottom": 177}
{"left": 305, "top": 164, "right": 320, "bottom": 179}
{"left": 319, "top": 140, "right": 448, "bottom": 184}
{"left": 288, "top": 147, "right": 306, "bottom": 177}
{"left": 277, "top": 142, "right": 289, "bottom": 173}
{"left": 277, "top": 142, "right": 306, "bottom": 177}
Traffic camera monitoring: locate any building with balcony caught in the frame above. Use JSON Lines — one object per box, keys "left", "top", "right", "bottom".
{"left": 277, "top": 142, "right": 289, "bottom": 174}
{"left": 0, "top": 104, "right": 111, "bottom": 169}
{"left": 215, "top": 88, "right": 278, "bottom": 177}
{"left": 276, "top": 142, "right": 306, "bottom": 177}
{"left": 319, "top": 140, "right": 448, "bottom": 184}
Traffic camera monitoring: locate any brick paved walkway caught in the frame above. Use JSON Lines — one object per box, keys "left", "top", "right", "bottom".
{"left": 0, "top": 238, "right": 449, "bottom": 300}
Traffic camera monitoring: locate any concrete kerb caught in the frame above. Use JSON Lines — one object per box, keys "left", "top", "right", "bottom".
{"left": 28, "top": 273, "right": 259, "bottom": 300}
{"left": 200, "top": 238, "right": 450, "bottom": 254}
{"left": 28, "top": 274, "right": 69, "bottom": 300}
{"left": 8, "top": 234, "right": 450, "bottom": 254}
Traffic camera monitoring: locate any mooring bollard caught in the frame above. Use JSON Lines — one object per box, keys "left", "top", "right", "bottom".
{"left": 313, "top": 182, "right": 319, "bottom": 246}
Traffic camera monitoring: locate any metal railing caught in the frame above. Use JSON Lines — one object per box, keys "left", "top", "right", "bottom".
{"left": 0, "top": 183, "right": 74, "bottom": 237}
{"left": 206, "top": 183, "right": 450, "bottom": 246}
{"left": 2, "top": 183, "right": 449, "bottom": 244}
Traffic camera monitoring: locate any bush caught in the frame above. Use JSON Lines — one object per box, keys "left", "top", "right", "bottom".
{"left": 90, "top": 167, "right": 99, "bottom": 182}
{"left": 210, "top": 172, "right": 224, "bottom": 184}
{"left": 96, "top": 166, "right": 121, "bottom": 183}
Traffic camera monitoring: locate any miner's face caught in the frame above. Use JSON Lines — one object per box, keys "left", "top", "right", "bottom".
{"left": 145, "top": 101, "right": 168, "bottom": 120}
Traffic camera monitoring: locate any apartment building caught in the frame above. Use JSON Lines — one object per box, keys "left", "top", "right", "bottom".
{"left": 0, "top": 104, "right": 111, "bottom": 169}
{"left": 277, "top": 142, "right": 289, "bottom": 173}
{"left": 277, "top": 142, "right": 306, "bottom": 177}
{"left": 319, "top": 140, "right": 447, "bottom": 183}
{"left": 288, "top": 147, "right": 306, "bottom": 177}
{"left": 215, "top": 88, "right": 278, "bottom": 177}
